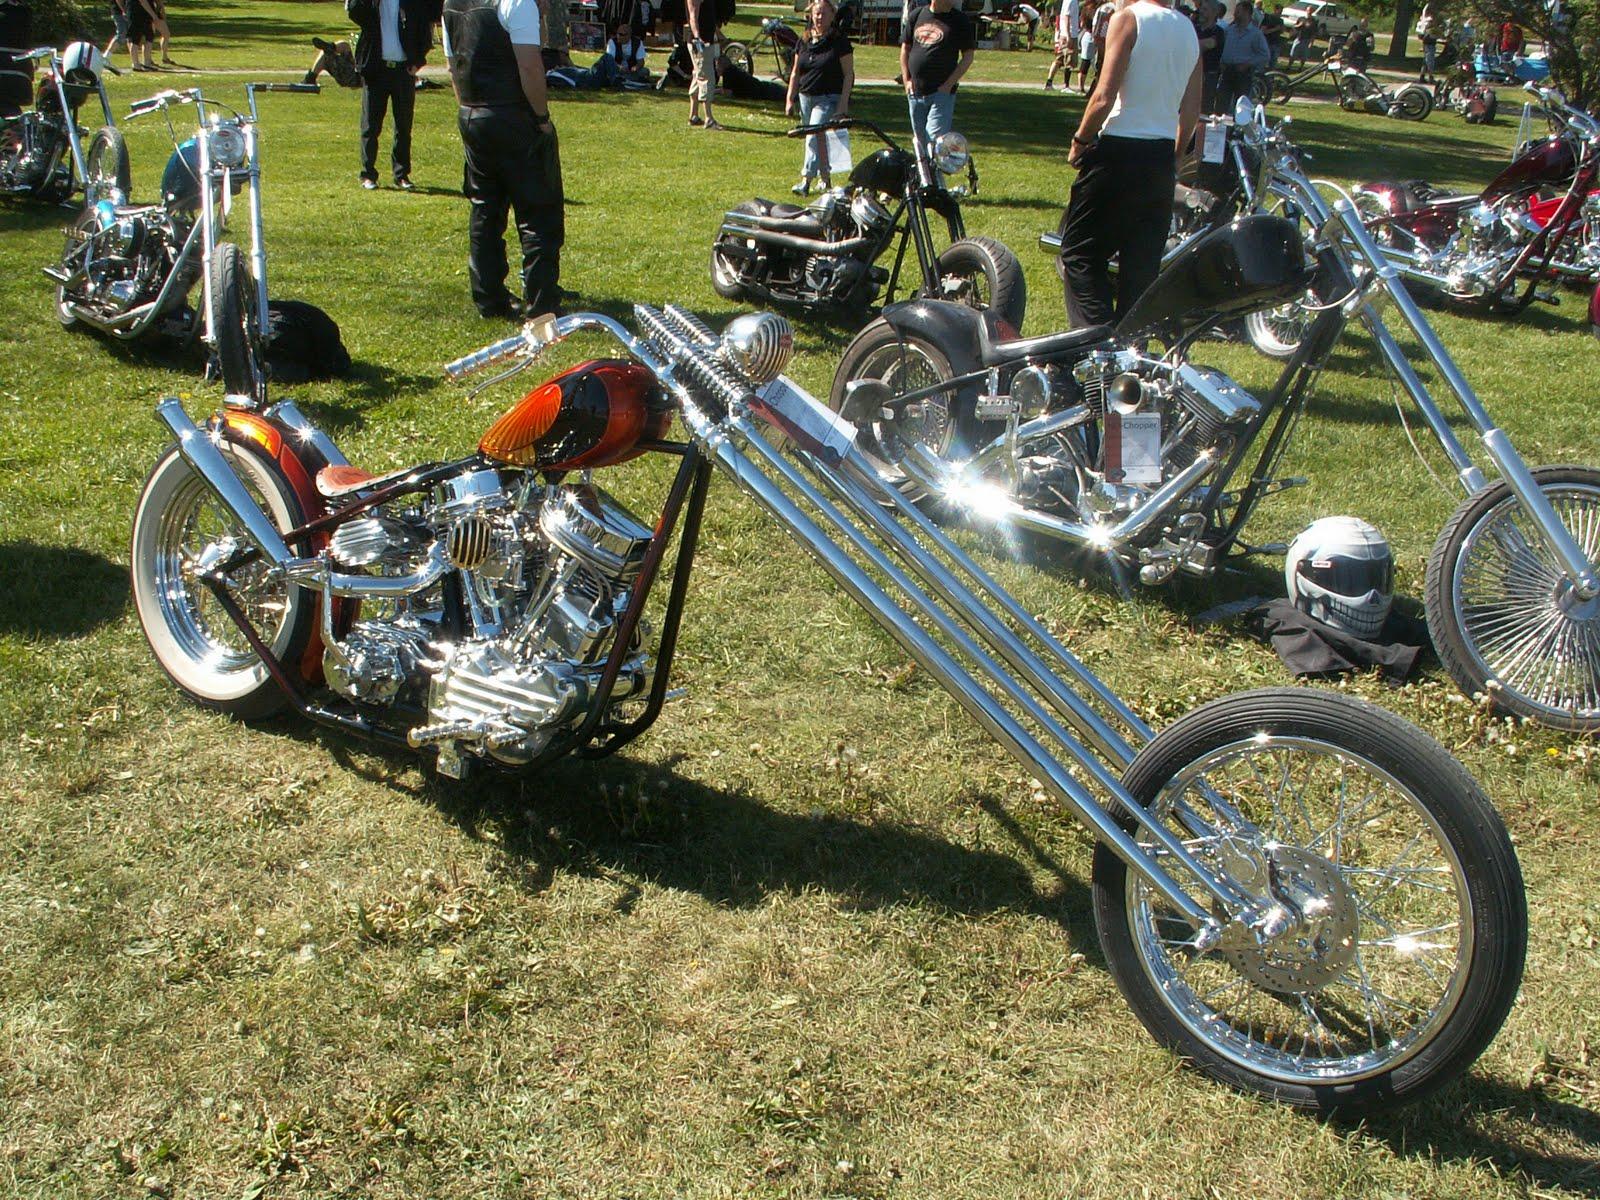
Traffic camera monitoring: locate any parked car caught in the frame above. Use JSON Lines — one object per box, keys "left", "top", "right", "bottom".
{"left": 1280, "top": 0, "right": 1358, "bottom": 40}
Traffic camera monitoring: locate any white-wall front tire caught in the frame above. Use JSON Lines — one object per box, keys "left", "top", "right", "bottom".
{"left": 131, "top": 439, "right": 312, "bottom": 720}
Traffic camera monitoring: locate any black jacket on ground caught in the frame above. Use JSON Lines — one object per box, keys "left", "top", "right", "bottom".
{"left": 347, "top": 0, "right": 434, "bottom": 71}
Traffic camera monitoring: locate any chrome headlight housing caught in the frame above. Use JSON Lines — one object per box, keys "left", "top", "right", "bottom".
{"left": 850, "top": 192, "right": 894, "bottom": 234}
{"left": 206, "top": 122, "right": 248, "bottom": 170}
{"left": 933, "top": 131, "right": 970, "bottom": 176}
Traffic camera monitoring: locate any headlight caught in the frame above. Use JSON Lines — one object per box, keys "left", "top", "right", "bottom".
{"left": 207, "top": 122, "right": 247, "bottom": 170}
{"left": 933, "top": 131, "right": 970, "bottom": 176}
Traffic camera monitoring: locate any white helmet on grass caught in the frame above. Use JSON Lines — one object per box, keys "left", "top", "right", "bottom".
{"left": 1285, "top": 516, "right": 1394, "bottom": 639}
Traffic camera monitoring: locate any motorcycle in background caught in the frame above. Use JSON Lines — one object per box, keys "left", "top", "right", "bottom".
{"left": 725, "top": 16, "right": 800, "bottom": 82}
{"left": 47, "top": 82, "right": 319, "bottom": 405}
{"left": 834, "top": 105, "right": 1600, "bottom": 730}
{"left": 1260, "top": 53, "right": 1431, "bottom": 118}
{"left": 129, "top": 302, "right": 1524, "bottom": 1115}
{"left": 0, "top": 42, "right": 126, "bottom": 205}
{"left": 1333, "top": 59, "right": 1433, "bottom": 119}
{"left": 710, "top": 117, "right": 1025, "bottom": 330}
{"left": 1354, "top": 84, "right": 1600, "bottom": 311}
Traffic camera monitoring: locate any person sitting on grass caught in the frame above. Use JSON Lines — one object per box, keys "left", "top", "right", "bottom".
{"left": 599, "top": 18, "right": 651, "bottom": 83}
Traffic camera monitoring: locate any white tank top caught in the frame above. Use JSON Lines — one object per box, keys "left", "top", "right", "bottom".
{"left": 1100, "top": 0, "right": 1199, "bottom": 142}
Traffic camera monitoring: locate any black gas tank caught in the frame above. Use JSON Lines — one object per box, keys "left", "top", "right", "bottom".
{"left": 848, "top": 148, "right": 912, "bottom": 197}
{"left": 1117, "top": 214, "right": 1310, "bottom": 341}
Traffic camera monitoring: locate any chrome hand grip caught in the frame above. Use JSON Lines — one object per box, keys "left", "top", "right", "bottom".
{"left": 443, "top": 332, "right": 527, "bottom": 380}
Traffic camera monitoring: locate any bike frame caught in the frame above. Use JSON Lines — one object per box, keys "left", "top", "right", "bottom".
{"left": 157, "top": 305, "right": 1313, "bottom": 954}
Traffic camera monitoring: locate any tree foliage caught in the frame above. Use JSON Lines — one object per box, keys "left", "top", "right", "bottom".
{"left": 29, "top": 0, "right": 95, "bottom": 43}
{"left": 1461, "top": 0, "right": 1599, "bottom": 105}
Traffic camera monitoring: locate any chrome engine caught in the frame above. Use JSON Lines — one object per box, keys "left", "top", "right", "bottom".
{"left": 61, "top": 198, "right": 177, "bottom": 313}
{"left": 318, "top": 468, "right": 656, "bottom": 776}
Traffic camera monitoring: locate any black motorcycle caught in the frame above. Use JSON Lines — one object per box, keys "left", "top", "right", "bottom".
{"left": 710, "top": 117, "right": 1026, "bottom": 330}
{"left": 0, "top": 42, "right": 125, "bottom": 205}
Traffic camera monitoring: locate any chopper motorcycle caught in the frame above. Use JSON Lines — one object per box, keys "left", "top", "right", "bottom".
{"left": 1353, "top": 84, "right": 1600, "bottom": 312}
{"left": 129, "top": 301, "right": 1523, "bottom": 1114}
{"left": 833, "top": 104, "right": 1600, "bottom": 730}
{"left": 710, "top": 117, "right": 1025, "bottom": 330}
{"left": 0, "top": 42, "right": 126, "bottom": 205}
{"left": 47, "top": 82, "right": 319, "bottom": 405}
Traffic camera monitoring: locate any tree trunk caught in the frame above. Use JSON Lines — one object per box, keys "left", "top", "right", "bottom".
{"left": 1388, "top": 0, "right": 1414, "bottom": 59}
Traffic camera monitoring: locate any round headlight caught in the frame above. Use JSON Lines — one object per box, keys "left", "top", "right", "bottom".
{"left": 207, "top": 123, "right": 247, "bottom": 170}
{"left": 933, "top": 131, "right": 970, "bottom": 176}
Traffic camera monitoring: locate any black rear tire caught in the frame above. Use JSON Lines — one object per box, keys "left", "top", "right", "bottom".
{"left": 930, "top": 235, "right": 1027, "bottom": 333}
{"left": 828, "top": 317, "right": 966, "bottom": 502}
{"left": 85, "top": 125, "right": 131, "bottom": 202}
{"left": 209, "top": 242, "right": 264, "bottom": 403}
{"left": 1264, "top": 70, "right": 1291, "bottom": 102}
{"left": 1394, "top": 84, "right": 1434, "bottom": 121}
{"left": 1092, "top": 688, "right": 1526, "bottom": 1116}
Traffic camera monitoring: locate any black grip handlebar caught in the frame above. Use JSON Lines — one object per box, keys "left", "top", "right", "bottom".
{"left": 252, "top": 81, "right": 321, "bottom": 93}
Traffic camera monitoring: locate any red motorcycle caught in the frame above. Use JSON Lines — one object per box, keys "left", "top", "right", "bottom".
{"left": 1354, "top": 83, "right": 1600, "bottom": 312}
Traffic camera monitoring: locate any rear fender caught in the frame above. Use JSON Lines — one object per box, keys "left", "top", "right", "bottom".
{"left": 217, "top": 407, "right": 351, "bottom": 682}
{"left": 879, "top": 298, "right": 985, "bottom": 378}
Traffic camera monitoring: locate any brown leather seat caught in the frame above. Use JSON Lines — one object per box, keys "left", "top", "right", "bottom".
{"left": 315, "top": 464, "right": 413, "bottom": 498}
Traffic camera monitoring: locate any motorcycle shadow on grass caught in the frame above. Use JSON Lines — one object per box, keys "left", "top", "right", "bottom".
{"left": 1366, "top": 1075, "right": 1600, "bottom": 1197}
{"left": 311, "top": 728, "right": 1103, "bottom": 948}
{"left": 305, "top": 720, "right": 1600, "bottom": 1166}
{"left": 0, "top": 541, "right": 127, "bottom": 637}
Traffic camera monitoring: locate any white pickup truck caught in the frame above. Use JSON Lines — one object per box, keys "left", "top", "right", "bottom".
{"left": 1281, "top": 0, "right": 1360, "bottom": 40}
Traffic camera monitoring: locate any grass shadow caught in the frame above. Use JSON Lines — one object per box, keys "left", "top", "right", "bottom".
{"left": 0, "top": 541, "right": 128, "bottom": 637}
{"left": 1362, "top": 1076, "right": 1600, "bottom": 1197}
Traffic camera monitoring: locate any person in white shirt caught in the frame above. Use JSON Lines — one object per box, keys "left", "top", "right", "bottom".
{"left": 1045, "top": 0, "right": 1080, "bottom": 87}
{"left": 1013, "top": 2, "right": 1042, "bottom": 49}
{"left": 1059, "top": 0, "right": 1201, "bottom": 326}
{"left": 347, "top": 0, "right": 432, "bottom": 190}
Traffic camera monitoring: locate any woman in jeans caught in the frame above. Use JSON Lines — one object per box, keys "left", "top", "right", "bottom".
{"left": 785, "top": 0, "right": 854, "bottom": 195}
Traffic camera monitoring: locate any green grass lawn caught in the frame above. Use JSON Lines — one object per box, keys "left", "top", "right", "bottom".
{"left": 2, "top": 2, "right": 1599, "bottom": 1197}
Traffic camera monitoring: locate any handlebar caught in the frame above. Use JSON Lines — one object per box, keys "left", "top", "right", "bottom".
{"left": 249, "top": 81, "right": 321, "bottom": 93}
{"left": 444, "top": 331, "right": 530, "bottom": 380}
{"left": 128, "top": 88, "right": 199, "bottom": 118}
{"left": 1524, "top": 81, "right": 1600, "bottom": 141}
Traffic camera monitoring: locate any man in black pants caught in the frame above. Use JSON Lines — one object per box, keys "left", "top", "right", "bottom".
{"left": 442, "top": 0, "right": 564, "bottom": 318}
{"left": 1058, "top": 0, "right": 1201, "bottom": 328}
{"left": 347, "top": 0, "right": 432, "bottom": 189}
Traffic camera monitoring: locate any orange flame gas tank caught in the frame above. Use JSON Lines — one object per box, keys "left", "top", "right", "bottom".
{"left": 479, "top": 359, "right": 674, "bottom": 472}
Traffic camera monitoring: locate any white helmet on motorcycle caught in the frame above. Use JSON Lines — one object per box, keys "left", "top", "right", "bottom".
{"left": 59, "top": 41, "right": 106, "bottom": 84}
{"left": 1285, "top": 516, "right": 1394, "bottom": 639}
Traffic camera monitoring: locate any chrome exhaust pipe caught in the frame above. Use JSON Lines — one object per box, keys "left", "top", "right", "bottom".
{"left": 718, "top": 222, "right": 873, "bottom": 257}
{"left": 1039, "top": 230, "right": 1063, "bottom": 253}
{"left": 155, "top": 397, "right": 295, "bottom": 567}
{"left": 900, "top": 441, "right": 1219, "bottom": 551}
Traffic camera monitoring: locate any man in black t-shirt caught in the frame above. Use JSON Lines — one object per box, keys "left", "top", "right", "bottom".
{"left": 899, "top": 0, "right": 974, "bottom": 160}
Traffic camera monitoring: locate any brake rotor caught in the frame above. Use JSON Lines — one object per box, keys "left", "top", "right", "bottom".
{"left": 1220, "top": 847, "right": 1360, "bottom": 995}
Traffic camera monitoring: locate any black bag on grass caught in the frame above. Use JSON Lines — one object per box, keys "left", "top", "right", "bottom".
{"left": 265, "top": 300, "right": 352, "bottom": 383}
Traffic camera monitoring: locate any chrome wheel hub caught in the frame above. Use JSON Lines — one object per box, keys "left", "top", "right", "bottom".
{"left": 1222, "top": 847, "right": 1359, "bottom": 995}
